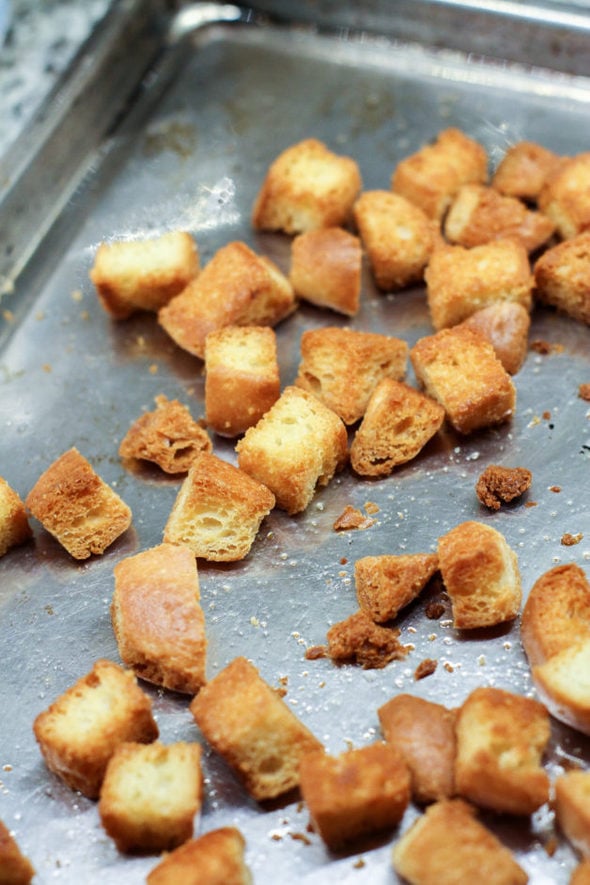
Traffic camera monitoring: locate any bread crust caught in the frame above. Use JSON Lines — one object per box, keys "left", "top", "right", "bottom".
{"left": 289, "top": 227, "right": 362, "bottom": 315}
{"left": 146, "top": 827, "right": 252, "bottom": 885}
{"left": 355, "top": 552, "right": 439, "bottom": 623}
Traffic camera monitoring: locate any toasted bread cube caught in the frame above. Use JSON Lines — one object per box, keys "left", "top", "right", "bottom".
{"left": 391, "top": 128, "right": 488, "bottom": 221}
{"left": 99, "top": 741, "right": 202, "bottom": 854}
{"left": 555, "top": 771, "right": 590, "bottom": 859}
{"left": 534, "top": 231, "right": 590, "bottom": 325}
{"left": 437, "top": 521, "right": 521, "bottom": 629}
{"left": 294, "top": 327, "right": 409, "bottom": 426}
{"left": 0, "top": 477, "right": 32, "bottom": 557}
{"left": 460, "top": 301, "right": 530, "bottom": 374}
{"left": 0, "top": 820, "right": 35, "bottom": 885}
{"left": 392, "top": 799, "right": 528, "bottom": 885}
{"left": 325, "top": 609, "right": 411, "bottom": 670}
{"left": 410, "top": 325, "right": 516, "bottom": 434}
{"left": 158, "top": 241, "right": 296, "bottom": 359}
{"left": 572, "top": 860, "right": 590, "bottom": 885}
{"left": 538, "top": 153, "right": 590, "bottom": 239}
{"left": 204, "top": 326, "right": 280, "bottom": 437}
{"left": 25, "top": 447, "right": 132, "bottom": 560}
{"left": 353, "top": 190, "right": 439, "bottom": 290}
{"left": 444, "top": 184, "right": 555, "bottom": 252}
{"left": 455, "top": 687, "right": 550, "bottom": 816}
{"left": 378, "top": 694, "right": 456, "bottom": 804}
{"left": 33, "top": 659, "right": 158, "bottom": 799}
{"left": 163, "top": 452, "right": 275, "bottom": 562}
{"left": 112, "top": 543, "right": 207, "bottom": 694}
{"left": 119, "top": 395, "right": 212, "bottom": 473}
{"left": 90, "top": 231, "right": 199, "bottom": 319}
{"left": 190, "top": 656, "right": 322, "bottom": 801}
{"left": 355, "top": 552, "right": 439, "bottom": 623}
{"left": 236, "top": 386, "right": 348, "bottom": 515}
{"left": 425, "top": 240, "right": 533, "bottom": 330}
{"left": 252, "top": 138, "right": 362, "bottom": 234}
{"left": 289, "top": 227, "right": 362, "bottom": 315}
{"left": 147, "top": 827, "right": 252, "bottom": 885}
{"left": 299, "top": 742, "right": 410, "bottom": 850}
{"left": 492, "top": 140, "right": 561, "bottom": 201}
{"left": 530, "top": 640, "right": 590, "bottom": 736}
{"left": 350, "top": 378, "right": 445, "bottom": 477}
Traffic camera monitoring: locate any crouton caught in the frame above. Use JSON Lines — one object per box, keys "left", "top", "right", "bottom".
{"left": 90, "top": 231, "right": 199, "bottom": 319}
{"left": 190, "top": 656, "right": 322, "bottom": 802}
{"left": 0, "top": 820, "right": 35, "bottom": 884}
{"left": 492, "top": 140, "right": 561, "bottom": 201}
{"left": 555, "top": 770, "right": 590, "bottom": 859}
{"left": 534, "top": 231, "right": 590, "bottom": 325}
{"left": 355, "top": 552, "right": 439, "bottom": 623}
{"left": 289, "top": 227, "right": 362, "bottom": 315}
{"left": 572, "top": 860, "right": 590, "bottom": 885}
{"left": 252, "top": 138, "right": 362, "bottom": 233}
{"left": 0, "top": 477, "right": 32, "bottom": 557}
{"left": 538, "top": 153, "right": 590, "bottom": 239}
{"left": 146, "top": 827, "right": 252, "bottom": 885}
{"left": 33, "top": 659, "right": 158, "bottom": 799}
{"left": 528, "top": 641, "right": 590, "bottom": 736}
{"left": 460, "top": 301, "right": 531, "bottom": 374}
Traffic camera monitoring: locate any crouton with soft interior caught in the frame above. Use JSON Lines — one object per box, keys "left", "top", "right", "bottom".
{"left": 289, "top": 227, "right": 362, "bottom": 315}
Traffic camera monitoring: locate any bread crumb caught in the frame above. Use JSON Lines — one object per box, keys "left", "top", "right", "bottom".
{"left": 2, "top": 310, "right": 14, "bottom": 322}
{"left": 425, "top": 602, "right": 446, "bottom": 620}
{"left": 525, "top": 501, "right": 538, "bottom": 508}
{"left": 353, "top": 857, "right": 366, "bottom": 869}
{"left": 444, "top": 662, "right": 455, "bottom": 673}
{"left": 414, "top": 658, "right": 438, "bottom": 680}
{"left": 562, "top": 533, "right": 583, "bottom": 546}
{"left": 550, "top": 485, "right": 562, "bottom": 493}
{"left": 530, "top": 339, "right": 564, "bottom": 354}
{"left": 71, "top": 289, "right": 83, "bottom": 302}
{"left": 364, "top": 501, "right": 380, "bottom": 515}
{"left": 333, "top": 505, "right": 376, "bottom": 532}
{"left": 305, "top": 645, "right": 328, "bottom": 661}
{"left": 149, "top": 363, "right": 159, "bottom": 374}
{"left": 476, "top": 464, "right": 532, "bottom": 510}
{"left": 42, "top": 363, "right": 52, "bottom": 373}
{"left": 579, "top": 384, "right": 590, "bottom": 401}
{"left": 289, "top": 831, "right": 312, "bottom": 846}
{"left": 325, "top": 610, "right": 411, "bottom": 669}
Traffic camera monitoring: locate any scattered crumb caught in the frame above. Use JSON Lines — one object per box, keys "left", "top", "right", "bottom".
{"left": 340, "top": 557, "right": 348, "bottom": 565}
{"left": 270, "top": 833, "right": 283, "bottom": 841}
{"left": 305, "top": 645, "right": 327, "bottom": 661}
{"left": 579, "top": 383, "right": 590, "bottom": 401}
{"left": 42, "top": 363, "right": 52, "bottom": 373}
{"left": 525, "top": 501, "right": 538, "bottom": 508}
{"left": 149, "top": 363, "right": 159, "bottom": 374}
{"left": 353, "top": 858, "right": 366, "bottom": 869}
{"left": 364, "top": 501, "right": 379, "bottom": 515}
{"left": 71, "top": 289, "right": 83, "bottom": 302}
{"left": 414, "top": 658, "right": 438, "bottom": 680}
{"left": 290, "top": 831, "right": 312, "bottom": 846}
{"left": 2, "top": 309, "right": 14, "bottom": 322}
{"left": 425, "top": 602, "right": 446, "bottom": 620}
{"left": 35, "top": 310, "right": 45, "bottom": 321}
{"left": 530, "top": 339, "right": 563, "bottom": 354}
{"left": 325, "top": 610, "right": 411, "bottom": 670}
{"left": 333, "top": 504, "right": 376, "bottom": 532}
{"left": 561, "top": 533, "right": 583, "bottom": 546}
{"left": 476, "top": 464, "right": 532, "bottom": 510}
{"left": 444, "top": 662, "right": 455, "bottom": 673}
{"left": 549, "top": 485, "right": 561, "bottom": 493}
{"left": 542, "top": 410, "right": 551, "bottom": 420}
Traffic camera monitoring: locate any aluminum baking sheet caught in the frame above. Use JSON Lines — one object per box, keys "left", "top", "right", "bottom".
{"left": 1, "top": 3, "right": 590, "bottom": 882}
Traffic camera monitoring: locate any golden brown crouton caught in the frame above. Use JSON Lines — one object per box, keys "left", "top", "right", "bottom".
{"left": 112, "top": 543, "right": 207, "bottom": 694}
{"left": 492, "top": 140, "right": 561, "bottom": 201}
{"left": 350, "top": 378, "right": 445, "bottom": 477}
{"left": 355, "top": 552, "right": 439, "bottom": 623}
{"left": 119, "top": 395, "right": 212, "bottom": 473}
{"left": 158, "top": 241, "right": 296, "bottom": 358}
{"left": 555, "top": 770, "right": 590, "bottom": 859}
{"left": 325, "top": 609, "right": 411, "bottom": 669}
{"left": 531, "top": 641, "right": 590, "bottom": 736}
{"left": 190, "top": 656, "right": 322, "bottom": 802}
{"left": 454, "top": 686, "right": 550, "bottom": 816}
{"left": 294, "top": 327, "right": 408, "bottom": 425}
{"left": 146, "top": 827, "right": 252, "bottom": 885}
{"left": 0, "top": 820, "right": 35, "bottom": 885}
{"left": 236, "top": 386, "right": 348, "bottom": 514}
{"left": 538, "top": 153, "right": 590, "bottom": 239}
{"left": 99, "top": 741, "right": 202, "bottom": 854}
{"left": 353, "top": 190, "right": 439, "bottom": 290}
{"left": 25, "top": 447, "right": 132, "bottom": 560}
{"left": 391, "top": 128, "right": 488, "bottom": 221}
{"left": 534, "top": 231, "right": 590, "bottom": 325}
{"left": 460, "top": 301, "right": 531, "bottom": 374}
{"left": 163, "top": 452, "right": 275, "bottom": 562}
{"left": 378, "top": 694, "right": 456, "bottom": 805}
{"left": 252, "top": 138, "right": 362, "bottom": 233}
{"left": 204, "top": 326, "right": 280, "bottom": 437}
{"left": 33, "top": 659, "right": 158, "bottom": 799}
{"left": 425, "top": 240, "right": 533, "bottom": 330}
{"left": 391, "top": 799, "right": 528, "bottom": 885}
{"left": 299, "top": 742, "right": 411, "bottom": 850}
{"left": 90, "top": 231, "right": 199, "bottom": 319}
{"left": 289, "top": 227, "right": 362, "bottom": 315}
{"left": 437, "top": 521, "right": 521, "bottom": 629}
{"left": 0, "top": 477, "right": 32, "bottom": 557}
{"left": 410, "top": 325, "right": 516, "bottom": 434}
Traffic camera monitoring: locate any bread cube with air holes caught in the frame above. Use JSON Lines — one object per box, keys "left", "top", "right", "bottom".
{"left": 538, "top": 152, "right": 590, "bottom": 239}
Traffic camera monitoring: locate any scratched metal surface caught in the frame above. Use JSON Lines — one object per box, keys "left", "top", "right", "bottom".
{"left": 1, "top": 3, "right": 590, "bottom": 882}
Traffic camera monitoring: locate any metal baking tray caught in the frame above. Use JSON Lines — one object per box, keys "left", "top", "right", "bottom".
{"left": 2, "top": 1, "right": 590, "bottom": 881}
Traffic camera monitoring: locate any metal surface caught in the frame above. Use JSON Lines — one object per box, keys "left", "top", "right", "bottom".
{"left": 1, "top": 2, "right": 590, "bottom": 882}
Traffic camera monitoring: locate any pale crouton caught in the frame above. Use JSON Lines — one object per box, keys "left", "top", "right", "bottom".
{"left": 90, "top": 231, "right": 199, "bottom": 319}
{"left": 391, "top": 799, "right": 528, "bottom": 885}
{"left": 355, "top": 552, "right": 439, "bottom": 623}
{"left": 204, "top": 326, "right": 280, "bottom": 437}
{"left": 294, "top": 327, "right": 408, "bottom": 426}
{"left": 555, "top": 770, "right": 590, "bottom": 859}
{"left": 378, "top": 694, "right": 456, "bottom": 804}
{"left": 289, "top": 227, "right": 362, "bottom": 315}
{"left": 163, "top": 452, "right": 275, "bottom": 562}
{"left": 0, "top": 477, "right": 32, "bottom": 557}
{"left": 538, "top": 153, "right": 590, "bottom": 239}
{"left": 299, "top": 742, "right": 411, "bottom": 850}
{"left": 534, "top": 231, "right": 590, "bottom": 325}
{"left": 147, "top": 827, "right": 252, "bottom": 885}
{"left": 236, "top": 386, "right": 348, "bottom": 515}
{"left": 119, "top": 395, "right": 212, "bottom": 473}
{"left": 391, "top": 128, "right": 488, "bottom": 221}
{"left": 410, "top": 325, "right": 516, "bottom": 434}
{"left": 190, "top": 656, "right": 323, "bottom": 802}
{"left": 460, "top": 301, "right": 531, "bottom": 374}
{"left": 353, "top": 190, "right": 439, "bottom": 290}
{"left": 158, "top": 241, "right": 296, "bottom": 359}
{"left": 324, "top": 609, "right": 411, "bottom": 669}
{"left": 492, "top": 140, "right": 561, "bottom": 201}
{"left": 0, "top": 820, "right": 35, "bottom": 885}
{"left": 528, "top": 641, "right": 590, "bottom": 736}
{"left": 444, "top": 184, "right": 555, "bottom": 252}
{"left": 252, "top": 138, "right": 362, "bottom": 233}
{"left": 112, "top": 543, "right": 207, "bottom": 694}
{"left": 425, "top": 240, "right": 533, "bottom": 330}
{"left": 99, "top": 741, "right": 202, "bottom": 854}
{"left": 350, "top": 378, "right": 445, "bottom": 477}
{"left": 33, "top": 659, "right": 158, "bottom": 799}
{"left": 454, "top": 686, "right": 550, "bottom": 816}
{"left": 25, "top": 447, "right": 132, "bottom": 560}
{"left": 437, "top": 521, "right": 521, "bottom": 629}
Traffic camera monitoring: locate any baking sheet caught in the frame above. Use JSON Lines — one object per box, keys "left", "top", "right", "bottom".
{"left": 1, "top": 3, "right": 590, "bottom": 882}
